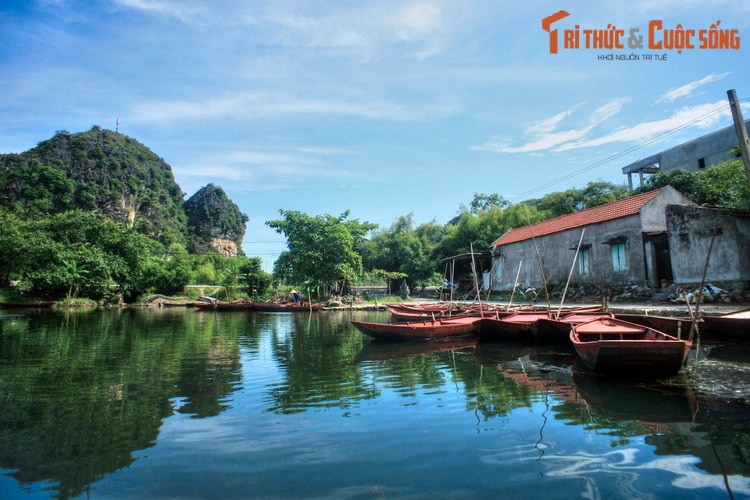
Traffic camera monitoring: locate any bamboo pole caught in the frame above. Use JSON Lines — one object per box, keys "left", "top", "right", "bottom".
{"left": 508, "top": 259, "right": 523, "bottom": 312}
{"left": 688, "top": 210, "right": 721, "bottom": 343}
{"left": 470, "top": 243, "right": 484, "bottom": 318}
{"left": 557, "top": 229, "right": 585, "bottom": 320}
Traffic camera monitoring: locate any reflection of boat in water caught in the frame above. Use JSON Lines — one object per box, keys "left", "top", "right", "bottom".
{"left": 356, "top": 338, "right": 479, "bottom": 361}
{"left": 572, "top": 371, "right": 697, "bottom": 425}
{"left": 571, "top": 317, "right": 692, "bottom": 377}
{"left": 351, "top": 316, "right": 481, "bottom": 341}
{"left": 496, "top": 355, "right": 697, "bottom": 426}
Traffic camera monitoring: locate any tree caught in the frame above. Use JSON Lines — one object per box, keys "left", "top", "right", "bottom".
{"left": 531, "top": 180, "right": 629, "bottom": 218}
{"left": 363, "top": 214, "right": 443, "bottom": 290}
{"left": 266, "top": 210, "right": 376, "bottom": 296}
{"left": 469, "top": 193, "right": 509, "bottom": 213}
{"left": 637, "top": 160, "right": 750, "bottom": 208}
{"left": 14, "top": 211, "right": 152, "bottom": 300}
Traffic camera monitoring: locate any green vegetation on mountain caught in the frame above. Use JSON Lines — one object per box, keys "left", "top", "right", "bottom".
{"left": 185, "top": 183, "right": 249, "bottom": 255}
{"left": 0, "top": 126, "right": 189, "bottom": 247}
{"left": 0, "top": 127, "right": 263, "bottom": 300}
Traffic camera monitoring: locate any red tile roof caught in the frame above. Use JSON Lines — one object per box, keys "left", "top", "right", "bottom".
{"left": 491, "top": 188, "right": 665, "bottom": 247}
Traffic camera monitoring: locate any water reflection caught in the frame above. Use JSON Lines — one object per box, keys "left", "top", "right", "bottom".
{"left": 0, "top": 309, "right": 749, "bottom": 498}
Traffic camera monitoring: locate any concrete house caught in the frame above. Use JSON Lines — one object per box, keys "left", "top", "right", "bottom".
{"left": 622, "top": 120, "right": 749, "bottom": 189}
{"left": 489, "top": 186, "right": 695, "bottom": 292}
{"left": 666, "top": 205, "right": 750, "bottom": 285}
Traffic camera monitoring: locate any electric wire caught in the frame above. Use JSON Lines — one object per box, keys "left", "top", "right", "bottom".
{"left": 507, "top": 98, "right": 750, "bottom": 203}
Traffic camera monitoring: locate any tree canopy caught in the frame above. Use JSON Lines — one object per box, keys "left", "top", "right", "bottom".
{"left": 636, "top": 159, "right": 750, "bottom": 208}
{"left": 266, "top": 210, "right": 376, "bottom": 295}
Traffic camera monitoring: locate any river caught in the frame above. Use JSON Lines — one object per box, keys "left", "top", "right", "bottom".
{"left": 0, "top": 307, "right": 749, "bottom": 499}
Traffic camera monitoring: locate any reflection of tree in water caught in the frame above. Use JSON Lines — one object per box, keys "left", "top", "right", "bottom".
{"left": 0, "top": 309, "right": 244, "bottom": 498}
{"left": 265, "top": 312, "right": 380, "bottom": 413}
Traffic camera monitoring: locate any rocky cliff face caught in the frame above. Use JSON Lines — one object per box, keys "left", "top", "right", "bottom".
{"left": 184, "top": 183, "right": 248, "bottom": 255}
{"left": 0, "top": 127, "right": 248, "bottom": 254}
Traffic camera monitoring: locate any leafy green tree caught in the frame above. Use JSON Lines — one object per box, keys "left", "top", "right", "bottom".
{"left": 470, "top": 193, "right": 509, "bottom": 213}
{"left": 0, "top": 209, "right": 28, "bottom": 285}
{"left": 15, "top": 211, "right": 152, "bottom": 300}
{"left": 267, "top": 210, "right": 376, "bottom": 296}
{"left": 637, "top": 159, "right": 749, "bottom": 208}
{"left": 138, "top": 243, "right": 194, "bottom": 296}
{"left": 531, "top": 180, "right": 629, "bottom": 218}
{"left": 362, "top": 214, "right": 441, "bottom": 290}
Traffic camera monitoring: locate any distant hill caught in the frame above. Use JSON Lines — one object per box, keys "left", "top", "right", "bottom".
{"left": 0, "top": 126, "right": 247, "bottom": 254}
{"left": 185, "top": 183, "right": 248, "bottom": 256}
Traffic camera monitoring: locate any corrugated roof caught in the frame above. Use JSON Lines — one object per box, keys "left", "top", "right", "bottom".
{"left": 491, "top": 188, "right": 665, "bottom": 247}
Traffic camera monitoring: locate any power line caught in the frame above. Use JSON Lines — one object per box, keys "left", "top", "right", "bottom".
{"left": 507, "top": 99, "right": 748, "bottom": 202}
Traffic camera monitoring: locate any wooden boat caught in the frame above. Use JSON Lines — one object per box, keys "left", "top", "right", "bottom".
{"left": 701, "top": 308, "right": 750, "bottom": 339}
{"left": 614, "top": 313, "right": 692, "bottom": 338}
{"left": 535, "top": 312, "right": 613, "bottom": 344}
{"left": 192, "top": 300, "right": 256, "bottom": 311}
{"left": 570, "top": 317, "right": 692, "bottom": 377}
{"left": 480, "top": 311, "right": 553, "bottom": 341}
{"left": 351, "top": 316, "right": 481, "bottom": 341}
{"left": 254, "top": 302, "right": 323, "bottom": 312}
{"left": 385, "top": 304, "right": 474, "bottom": 321}
{"left": 0, "top": 301, "right": 56, "bottom": 309}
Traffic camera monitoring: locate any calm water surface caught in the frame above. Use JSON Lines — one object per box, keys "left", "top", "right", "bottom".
{"left": 1, "top": 308, "right": 749, "bottom": 499}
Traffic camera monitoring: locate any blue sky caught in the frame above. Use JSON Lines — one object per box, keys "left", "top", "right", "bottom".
{"left": 2, "top": 0, "right": 748, "bottom": 269}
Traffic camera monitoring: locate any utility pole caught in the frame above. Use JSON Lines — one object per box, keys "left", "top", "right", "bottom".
{"left": 727, "top": 89, "right": 750, "bottom": 183}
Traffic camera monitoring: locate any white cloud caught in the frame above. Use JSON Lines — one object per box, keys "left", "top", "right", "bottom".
{"left": 128, "top": 91, "right": 455, "bottom": 123}
{"left": 655, "top": 73, "right": 731, "bottom": 103}
{"left": 474, "top": 98, "right": 628, "bottom": 154}
{"left": 557, "top": 100, "right": 730, "bottom": 150}
{"left": 112, "top": 0, "right": 201, "bottom": 21}
{"left": 526, "top": 109, "right": 575, "bottom": 134}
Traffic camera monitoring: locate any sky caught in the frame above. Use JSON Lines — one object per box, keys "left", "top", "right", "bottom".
{"left": 2, "top": 0, "right": 749, "bottom": 270}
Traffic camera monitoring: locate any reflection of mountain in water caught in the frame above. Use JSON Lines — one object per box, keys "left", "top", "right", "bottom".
{"left": 0, "top": 309, "right": 244, "bottom": 499}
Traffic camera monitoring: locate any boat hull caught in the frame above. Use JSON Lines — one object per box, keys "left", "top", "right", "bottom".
{"left": 351, "top": 317, "right": 481, "bottom": 341}
{"left": 571, "top": 318, "right": 691, "bottom": 377}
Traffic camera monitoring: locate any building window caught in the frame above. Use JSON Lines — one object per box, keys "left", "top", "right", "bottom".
{"left": 578, "top": 248, "right": 590, "bottom": 275}
{"left": 611, "top": 243, "right": 627, "bottom": 271}
{"left": 697, "top": 157, "right": 706, "bottom": 169}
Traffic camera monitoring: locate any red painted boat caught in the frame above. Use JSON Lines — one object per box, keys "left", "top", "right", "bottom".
{"left": 535, "top": 312, "right": 613, "bottom": 343}
{"left": 570, "top": 317, "right": 692, "bottom": 377}
{"left": 385, "top": 304, "right": 473, "bottom": 321}
{"left": 480, "top": 311, "right": 553, "bottom": 341}
{"left": 614, "top": 313, "right": 692, "bottom": 338}
{"left": 351, "top": 316, "right": 481, "bottom": 341}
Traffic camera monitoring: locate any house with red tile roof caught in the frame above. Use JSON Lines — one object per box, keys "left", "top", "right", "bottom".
{"left": 489, "top": 186, "right": 695, "bottom": 292}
